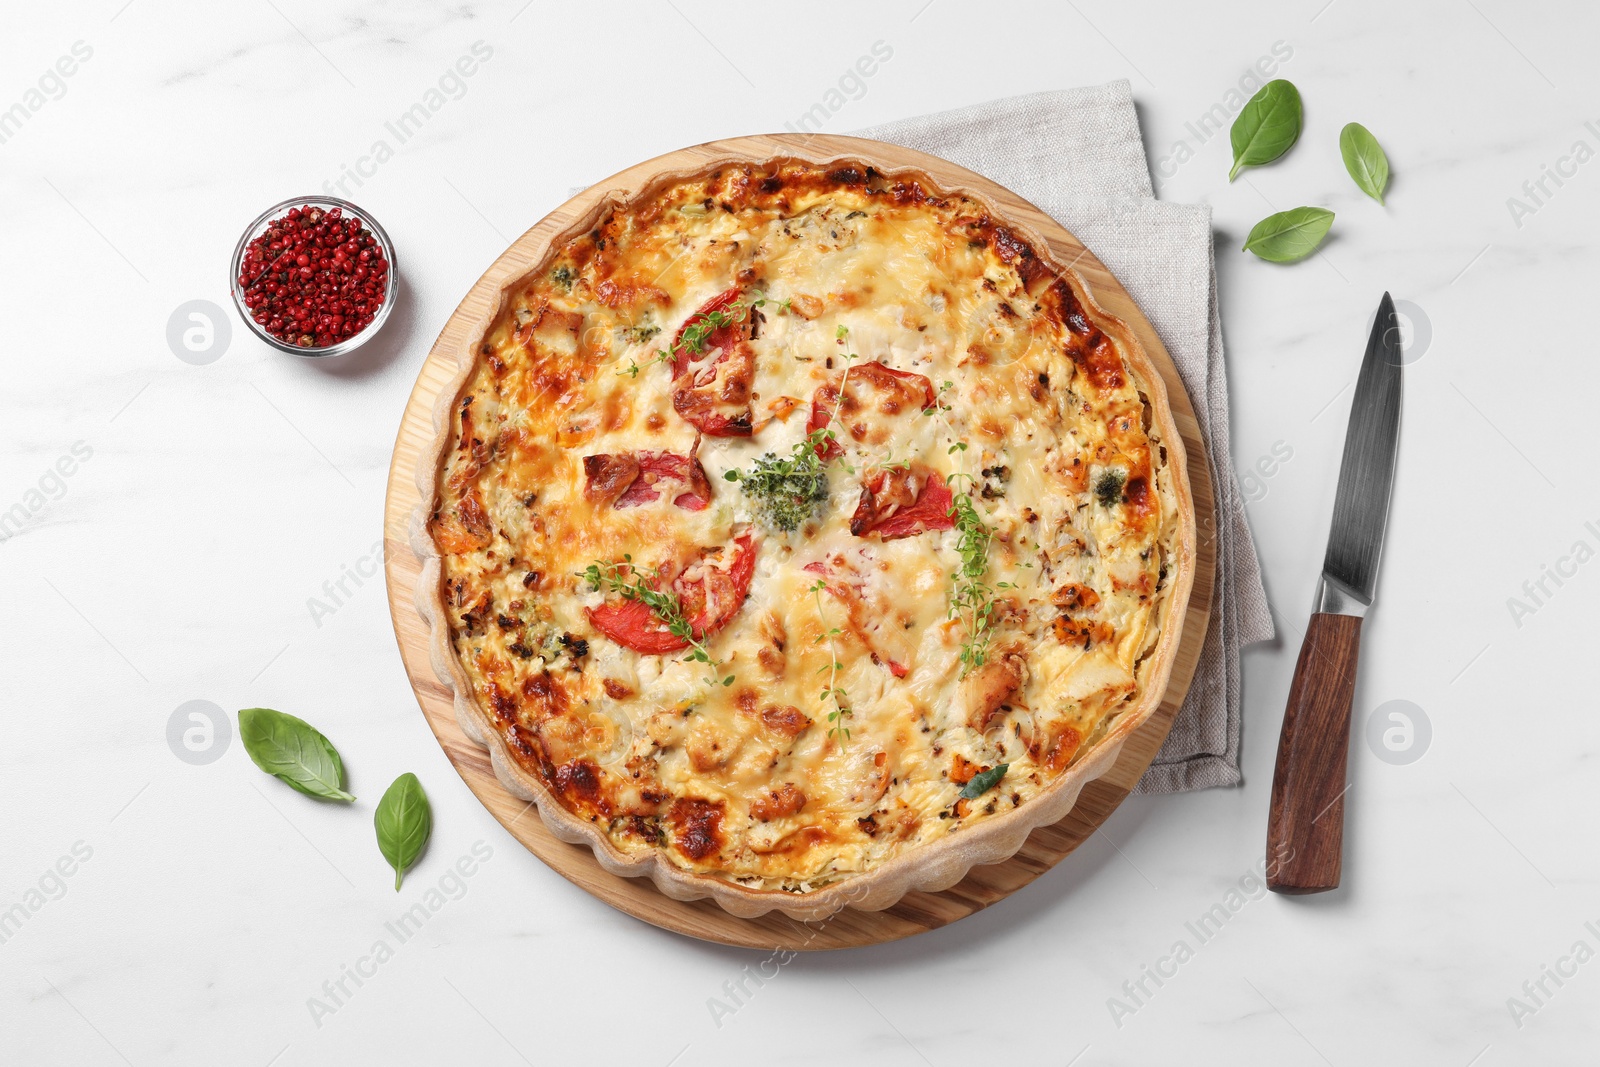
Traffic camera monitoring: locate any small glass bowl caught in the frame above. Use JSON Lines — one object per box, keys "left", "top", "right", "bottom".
{"left": 229, "top": 195, "right": 399, "bottom": 358}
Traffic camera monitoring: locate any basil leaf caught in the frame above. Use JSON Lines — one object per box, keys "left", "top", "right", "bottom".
{"left": 374, "top": 772, "right": 432, "bottom": 890}
{"left": 1339, "top": 122, "right": 1389, "bottom": 205}
{"left": 1242, "top": 207, "right": 1335, "bottom": 263}
{"left": 238, "top": 707, "right": 355, "bottom": 802}
{"left": 959, "top": 763, "right": 1009, "bottom": 800}
{"left": 1229, "top": 80, "right": 1302, "bottom": 181}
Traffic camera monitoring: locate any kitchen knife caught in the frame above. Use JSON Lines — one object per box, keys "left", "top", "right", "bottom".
{"left": 1266, "top": 292, "right": 1403, "bottom": 894}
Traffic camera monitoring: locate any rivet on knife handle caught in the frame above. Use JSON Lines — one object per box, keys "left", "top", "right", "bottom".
{"left": 1266, "top": 610, "right": 1362, "bottom": 892}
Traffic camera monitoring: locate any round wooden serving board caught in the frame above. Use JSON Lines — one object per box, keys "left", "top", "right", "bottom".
{"left": 383, "top": 134, "right": 1216, "bottom": 951}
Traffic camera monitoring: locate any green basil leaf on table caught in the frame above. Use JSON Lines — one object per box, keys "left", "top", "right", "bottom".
{"left": 238, "top": 707, "right": 355, "bottom": 802}
{"left": 1339, "top": 122, "right": 1390, "bottom": 204}
{"left": 374, "top": 772, "right": 432, "bottom": 891}
{"left": 1228, "top": 80, "right": 1303, "bottom": 181}
{"left": 1242, "top": 207, "right": 1335, "bottom": 263}
{"left": 959, "top": 763, "right": 1009, "bottom": 800}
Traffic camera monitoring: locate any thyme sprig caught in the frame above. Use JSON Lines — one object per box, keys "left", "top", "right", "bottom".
{"left": 674, "top": 308, "right": 733, "bottom": 359}
{"left": 880, "top": 447, "right": 912, "bottom": 472}
{"left": 668, "top": 290, "right": 789, "bottom": 362}
{"left": 945, "top": 481, "right": 1009, "bottom": 675}
{"left": 581, "top": 557, "right": 733, "bottom": 687}
{"left": 921, "top": 379, "right": 968, "bottom": 458}
{"left": 819, "top": 325, "right": 862, "bottom": 474}
{"left": 615, "top": 349, "right": 672, "bottom": 378}
{"left": 920, "top": 379, "right": 1005, "bottom": 673}
{"left": 809, "top": 578, "right": 853, "bottom": 744}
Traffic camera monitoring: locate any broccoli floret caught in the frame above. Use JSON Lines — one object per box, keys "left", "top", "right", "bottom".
{"left": 727, "top": 434, "right": 830, "bottom": 532}
{"left": 1094, "top": 468, "right": 1126, "bottom": 508}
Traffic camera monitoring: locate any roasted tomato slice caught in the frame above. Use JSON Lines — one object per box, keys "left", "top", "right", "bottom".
{"left": 581, "top": 453, "right": 641, "bottom": 505}
{"left": 587, "top": 532, "right": 757, "bottom": 655}
{"left": 624, "top": 453, "right": 712, "bottom": 511}
{"left": 807, "top": 361, "right": 935, "bottom": 459}
{"left": 849, "top": 467, "right": 955, "bottom": 541}
{"left": 669, "top": 287, "right": 748, "bottom": 378}
{"left": 584, "top": 595, "right": 685, "bottom": 655}
{"left": 670, "top": 288, "right": 756, "bottom": 437}
{"left": 582, "top": 449, "right": 712, "bottom": 512}
{"left": 673, "top": 530, "right": 757, "bottom": 635}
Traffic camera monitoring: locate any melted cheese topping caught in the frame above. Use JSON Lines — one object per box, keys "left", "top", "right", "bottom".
{"left": 430, "top": 162, "right": 1179, "bottom": 891}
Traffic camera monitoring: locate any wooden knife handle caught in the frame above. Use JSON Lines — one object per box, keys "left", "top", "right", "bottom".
{"left": 1266, "top": 611, "right": 1363, "bottom": 894}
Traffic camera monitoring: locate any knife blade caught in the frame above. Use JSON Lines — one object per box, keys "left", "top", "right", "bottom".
{"left": 1320, "top": 292, "right": 1404, "bottom": 613}
{"left": 1266, "top": 292, "right": 1404, "bottom": 894}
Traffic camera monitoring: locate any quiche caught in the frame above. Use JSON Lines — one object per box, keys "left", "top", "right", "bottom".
{"left": 417, "top": 155, "right": 1195, "bottom": 918}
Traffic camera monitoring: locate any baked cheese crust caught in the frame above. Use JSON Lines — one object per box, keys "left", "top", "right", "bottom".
{"left": 428, "top": 160, "right": 1180, "bottom": 892}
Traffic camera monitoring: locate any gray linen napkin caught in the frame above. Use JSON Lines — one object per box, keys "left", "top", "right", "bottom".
{"left": 855, "top": 81, "right": 1274, "bottom": 792}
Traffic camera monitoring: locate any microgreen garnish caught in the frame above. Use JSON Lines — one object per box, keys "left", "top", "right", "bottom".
{"left": 810, "top": 578, "right": 853, "bottom": 744}
{"left": 959, "top": 763, "right": 1009, "bottom": 800}
{"left": 581, "top": 557, "right": 733, "bottom": 686}
{"left": 725, "top": 429, "right": 833, "bottom": 533}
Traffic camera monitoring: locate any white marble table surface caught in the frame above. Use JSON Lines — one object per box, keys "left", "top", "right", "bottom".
{"left": 4, "top": 1, "right": 1598, "bottom": 1063}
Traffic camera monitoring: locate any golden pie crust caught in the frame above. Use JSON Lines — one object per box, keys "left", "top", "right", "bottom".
{"left": 412, "top": 153, "right": 1195, "bottom": 919}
